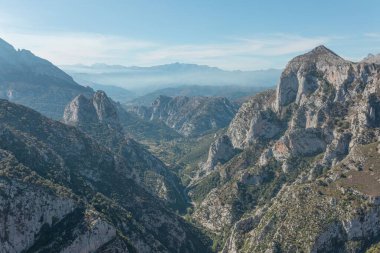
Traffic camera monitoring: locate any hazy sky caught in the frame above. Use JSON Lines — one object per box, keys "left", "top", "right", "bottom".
{"left": 0, "top": 0, "right": 379, "bottom": 70}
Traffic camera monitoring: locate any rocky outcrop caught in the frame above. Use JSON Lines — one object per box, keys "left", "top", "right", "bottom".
{"left": 202, "top": 135, "right": 238, "bottom": 173}
{"left": 0, "top": 150, "right": 122, "bottom": 253}
{"left": 63, "top": 91, "right": 119, "bottom": 127}
{"left": 192, "top": 188, "right": 236, "bottom": 233}
{"left": 62, "top": 94, "right": 99, "bottom": 126}
{"left": 227, "top": 90, "right": 282, "bottom": 149}
{"left": 129, "top": 95, "right": 238, "bottom": 137}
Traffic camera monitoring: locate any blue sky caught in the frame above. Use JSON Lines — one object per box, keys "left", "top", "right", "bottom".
{"left": 0, "top": 0, "right": 379, "bottom": 70}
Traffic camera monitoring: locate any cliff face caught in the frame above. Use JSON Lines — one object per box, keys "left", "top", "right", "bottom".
{"left": 0, "top": 99, "right": 211, "bottom": 253}
{"left": 0, "top": 38, "right": 93, "bottom": 119}
{"left": 193, "top": 46, "right": 380, "bottom": 252}
{"left": 129, "top": 95, "right": 238, "bottom": 137}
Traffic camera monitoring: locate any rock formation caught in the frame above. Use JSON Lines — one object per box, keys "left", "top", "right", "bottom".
{"left": 193, "top": 46, "right": 380, "bottom": 252}
{"left": 129, "top": 95, "right": 238, "bottom": 137}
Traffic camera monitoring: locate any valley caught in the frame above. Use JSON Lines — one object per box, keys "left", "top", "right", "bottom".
{"left": 1, "top": 38, "right": 380, "bottom": 253}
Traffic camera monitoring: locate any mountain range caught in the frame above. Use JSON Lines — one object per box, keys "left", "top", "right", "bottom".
{"left": 187, "top": 45, "right": 380, "bottom": 252}
{"left": 61, "top": 63, "right": 281, "bottom": 96}
{"left": 1, "top": 37, "right": 380, "bottom": 253}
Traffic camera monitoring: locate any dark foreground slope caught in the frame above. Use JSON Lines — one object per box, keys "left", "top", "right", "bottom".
{"left": 0, "top": 99, "right": 211, "bottom": 253}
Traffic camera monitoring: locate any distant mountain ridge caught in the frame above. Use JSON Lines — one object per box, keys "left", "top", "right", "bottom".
{"left": 61, "top": 62, "right": 282, "bottom": 93}
{"left": 0, "top": 38, "right": 93, "bottom": 119}
{"left": 62, "top": 62, "right": 223, "bottom": 74}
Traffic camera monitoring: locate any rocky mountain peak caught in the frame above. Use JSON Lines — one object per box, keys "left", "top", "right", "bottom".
{"left": 92, "top": 90, "right": 118, "bottom": 122}
{"left": 63, "top": 91, "right": 118, "bottom": 126}
{"left": 194, "top": 47, "right": 380, "bottom": 252}
{"left": 62, "top": 94, "right": 98, "bottom": 126}
{"left": 289, "top": 45, "right": 346, "bottom": 66}
{"left": 274, "top": 46, "right": 353, "bottom": 112}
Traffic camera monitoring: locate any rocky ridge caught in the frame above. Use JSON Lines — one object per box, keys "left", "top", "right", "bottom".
{"left": 191, "top": 46, "right": 380, "bottom": 252}
{"left": 129, "top": 95, "right": 238, "bottom": 137}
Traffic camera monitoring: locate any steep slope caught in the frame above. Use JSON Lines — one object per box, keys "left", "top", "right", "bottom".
{"left": 129, "top": 95, "right": 238, "bottom": 137}
{"left": 0, "top": 38, "right": 93, "bottom": 119}
{"left": 63, "top": 91, "right": 188, "bottom": 210}
{"left": 0, "top": 99, "right": 211, "bottom": 252}
{"left": 190, "top": 46, "right": 380, "bottom": 252}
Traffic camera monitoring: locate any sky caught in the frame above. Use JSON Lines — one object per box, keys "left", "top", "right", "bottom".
{"left": 0, "top": 0, "right": 379, "bottom": 70}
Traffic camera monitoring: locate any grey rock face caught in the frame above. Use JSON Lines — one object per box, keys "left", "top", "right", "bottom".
{"left": 92, "top": 91, "right": 119, "bottom": 123}
{"left": 0, "top": 150, "right": 122, "bottom": 253}
{"left": 274, "top": 45, "right": 348, "bottom": 112}
{"left": 227, "top": 90, "right": 281, "bottom": 149}
{"left": 272, "top": 128, "right": 327, "bottom": 160}
{"left": 62, "top": 94, "right": 98, "bottom": 126}
{"left": 63, "top": 91, "right": 119, "bottom": 127}
{"left": 203, "top": 135, "right": 238, "bottom": 173}
{"left": 129, "top": 95, "right": 238, "bottom": 137}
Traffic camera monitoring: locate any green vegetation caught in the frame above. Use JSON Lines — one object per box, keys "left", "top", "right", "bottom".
{"left": 190, "top": 172, "right": 221, "bottom": 204}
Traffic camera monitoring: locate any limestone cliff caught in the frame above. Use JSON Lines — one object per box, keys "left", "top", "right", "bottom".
{"left": 193, "top": 46, "right": 380, "bottom": 252}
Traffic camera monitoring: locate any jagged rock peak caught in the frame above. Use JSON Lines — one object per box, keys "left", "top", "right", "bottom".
{"left": 62, "top": 94, "right": 97, "bottom": 126}
{"left": 92, "top": 90, "right": 118, "bottom": 122}
{"left": 275, "top": 45, "right": 354, "bottom": 112}
{"left": 63, "top": 91, "right": 118, "bottom": 126}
